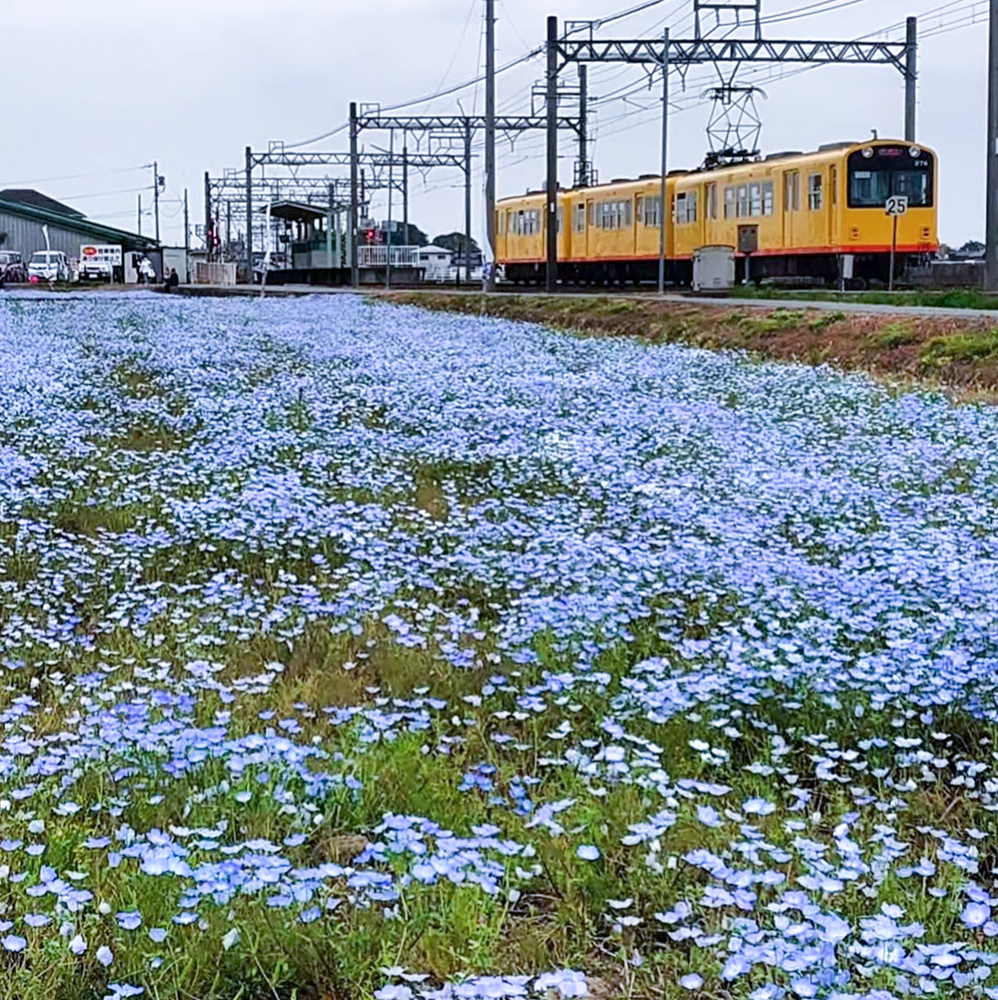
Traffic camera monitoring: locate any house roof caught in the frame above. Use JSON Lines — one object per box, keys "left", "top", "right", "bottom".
{"left": 0, "top": 189, "right": 85, "bottom": 218}
{"left": 0, "top": 193, "right": 157, "bottom": 250}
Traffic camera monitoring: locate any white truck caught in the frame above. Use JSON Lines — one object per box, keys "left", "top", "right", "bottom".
{"left": 79, "top": 244, "right": 122, "bottom": 283}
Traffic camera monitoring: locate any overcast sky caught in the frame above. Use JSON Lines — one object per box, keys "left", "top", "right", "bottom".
{"left": 1, "top": 0, "right": 988, "bottom": 250}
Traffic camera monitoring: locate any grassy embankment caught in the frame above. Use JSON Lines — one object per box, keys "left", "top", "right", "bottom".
{"left": 380, "top": 291, "right": 998, "bottom": 401}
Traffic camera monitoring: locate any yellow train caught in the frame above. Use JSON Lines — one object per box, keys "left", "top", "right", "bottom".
{"left": 495, "top": 139, "right": 938, "bottom": 288}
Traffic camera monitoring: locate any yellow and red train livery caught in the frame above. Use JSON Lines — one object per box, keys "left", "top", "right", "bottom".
{"left": 495, "top": 139, "right": 938, "bottom": 288}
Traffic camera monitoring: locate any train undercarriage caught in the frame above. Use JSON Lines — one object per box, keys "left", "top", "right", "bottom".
{"left": 503, "top": 252, "right": 935, "bottom": 290}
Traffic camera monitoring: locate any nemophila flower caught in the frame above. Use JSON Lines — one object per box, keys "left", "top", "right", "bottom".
{"left": 69, "top": 934, "right": 86, "bottom": 955}
{"left": 103, "top": 987, "right": 144, "bottom": 1000}
{"left": 97, "top": 945, "right": 114, "bottom": 967}
{"left": 8, "top": 294, "right": 998, "bottom": 990}
{"left": 2, "top": 934, "right": 26, "bottom": 952}
{"left": 679, "top": 974, "right": 703, "bottom": 990}
{"left": 963, "top": 900, "right": 991, "bottom": 928}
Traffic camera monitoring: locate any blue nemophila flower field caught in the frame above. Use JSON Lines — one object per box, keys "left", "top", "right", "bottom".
{"left": 2, "top": 292, "right": 998, "bottom": 999}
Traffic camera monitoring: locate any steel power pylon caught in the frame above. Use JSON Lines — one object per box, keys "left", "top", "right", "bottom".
{"left": 205, "top": 172, "right": 358, "bottom": 263}
{"left": 242, "top": 142, "right": 467, "bottom": 285}
{"left": 545, "top": 8, "right": 919, "bottom": 293}
{"left": 350, "top": 111, "right": 584, "bottom": 288}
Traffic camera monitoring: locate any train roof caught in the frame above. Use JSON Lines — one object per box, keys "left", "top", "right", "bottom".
{"left": 497, "top": 139, "right": 935, "bottom": 206}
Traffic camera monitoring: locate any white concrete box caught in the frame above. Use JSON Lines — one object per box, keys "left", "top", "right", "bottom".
{"left": 692, "top": 245, "right": 736, "bottom": 293}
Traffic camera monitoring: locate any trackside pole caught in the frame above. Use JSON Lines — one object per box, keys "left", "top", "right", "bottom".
{"left": 546, "top": 15, "right": 559, "bottom": 293}
{"left": 889, "top": 213, "right": 898, "bottom": 293}
{"left": 658, "top": 28, "right": 670, "bottom": 295}
{"left": 350, "top": 103, "right": 361, "bottom": 289}
{"left": 905, "top": 17, "right": 917, "bottom": 142}
{"left": 987, "top": 0, "right": 998, "bottom": 291}
{"left": 245, "top": 147, "right": 253, "bottom": 284}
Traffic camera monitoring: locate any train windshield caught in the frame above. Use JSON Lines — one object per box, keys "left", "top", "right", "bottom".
{"left": 848, "top": 146, "right": 934, "bottom": 208}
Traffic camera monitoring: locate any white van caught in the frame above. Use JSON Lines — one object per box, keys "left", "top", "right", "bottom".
{"left": 28, "top": 251, "right": 70, "bottom": 282}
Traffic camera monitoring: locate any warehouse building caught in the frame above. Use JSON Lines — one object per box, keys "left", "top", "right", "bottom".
{"left": 0, "top": 189, "right": 158, "bottom": 276}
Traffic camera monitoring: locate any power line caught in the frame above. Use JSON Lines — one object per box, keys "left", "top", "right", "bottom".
{"left": 0, "top": 165, "right": 148, "bottom": 188}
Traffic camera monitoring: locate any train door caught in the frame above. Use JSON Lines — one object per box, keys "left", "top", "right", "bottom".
{"left": 829, "top": 165, "right": 840, "bottom": 247}
{"left": 783, "top": 170, "right": 800, "bottom": 247}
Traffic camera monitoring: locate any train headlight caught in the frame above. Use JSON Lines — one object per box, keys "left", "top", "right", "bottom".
{"left": 909, "top": 146, "right": 922, "bottom": 158}
{"left": 862, "top": 147, "right": 874, "bottom": 159}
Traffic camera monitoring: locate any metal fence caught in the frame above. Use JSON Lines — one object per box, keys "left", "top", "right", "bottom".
{"left": 195, "top": 262, "right": 238, "bottom": 286}
{"left": 357, "top": 245, "right": 421, "bottom": 267}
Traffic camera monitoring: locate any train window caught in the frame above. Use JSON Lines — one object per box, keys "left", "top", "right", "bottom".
{"left": 575, "top": 203, "right": 586, "bottom": 232}
{"left": 809, "top": 173, "right": 823, "bottom": 211}
{"left": 737, "top": 185, "right": 750, "bottom": 217}
{"left": 784, "top": 171, "right": 800, "bottom": 212}
{"left": 597, "top": 200, "right": 633, "bottom": 230}
{"left": 642, "top": 195, "right": 662, "bottom": 227}
{"left": 847, "top": 148, "right": 933, "bottom": 207}
{"left": 676, "top": 191, "right": 698, "bottom": 225}
{"left": 749, "top": 183, "right": 763, "bottom": 216}
{"left": 762, "top": 181, "right": 774, "bottom": 216}
{"left": 830, "top": 167, "right": 838, "bottom": 207}
{"left": 557, "top": 208, "right": 563, "bottom": 234}
{"left": 725, "top": 187, "right": 736, "bottom": 219}
{"left": 589, "top": 201, "right": 597, "bottom": 227}
{"left": 706, "top": 183, "right": 718, "bottom": 220}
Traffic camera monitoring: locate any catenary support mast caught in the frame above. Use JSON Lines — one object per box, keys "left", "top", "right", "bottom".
{"left": 905, "top": 17, "right": 918, "bottom": 141}
{"left": 658, "top": 28, "right": 669, "bottom": 295}
{"left": 485, "top": 0, "right": 497, "bottom": 291}
{"left": 546, "top": 15, "right": 559, "bottom": 292}
{"left": 350, "top": 103, "right": 360, "bottom": 289}
{"left": 245, "top": 147, "right": 253, "bottom": 283}
{"left": 987, "top": 0, "right": 998, "bottom": 290}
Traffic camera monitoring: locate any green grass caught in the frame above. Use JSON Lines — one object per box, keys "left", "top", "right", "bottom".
{"left": 739, "top": 285, "right": 998, "bottom": 311}
{"left": 922, "top": 327, "right": 998, "bottom": 364}
{"left": 871, "top": 321, "right": 919, "bottom": 349}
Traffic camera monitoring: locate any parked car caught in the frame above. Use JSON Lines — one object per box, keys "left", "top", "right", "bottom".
{"left": 0, "top": 250, "right": 28, "bottom": 283}
{"left": 79, "top": 257, "right": 113, "bottom": 282}
{"left": 28, "top": 250, "right": 70, "bottom": 282}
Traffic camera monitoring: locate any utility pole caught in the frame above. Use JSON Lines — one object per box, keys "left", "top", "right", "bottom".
{"left": 386, "top": 129, "right": 393, "bottom": 291}
{"left": 658, "top": 27, "right": 669, "bottom": 295}
{"left": 485, "top": 0, "right": 497, "bottom": 291}
{"left": 137, "top": 193, "right": 142, "bottom": 237}
{"left": 987, "top": 0, "right": 998, "bottom": 290}
{"left": 245, "top": 147, "right": 254, "bottom": 284}
{"left": 204, "top": 172, "right": 212, "bottom": 258}
{"left": 577, "top": 65, "right": 589, "bottom": 187}
{"left": 402, "top": 142, "right": 409, "bottom": 245}
{"left": 327, "top": 182, "right": 334, "bottom": 273}
{"left": 905, "top": 17, "right": 918, "bottom": 141}
{"left": 183, "top": 189, "right": 190, "bottom": 281}
{"left": 152, "top": 161, "right": 161, "bottom": 243}
{"left": 545, "top": 14, "right": 559, "bottom": 292}
{"left": 350, "top": 103, "right": 360, "bottom": 288}
{"left": 465, "top": 117, "right": 473, "bottom": 284}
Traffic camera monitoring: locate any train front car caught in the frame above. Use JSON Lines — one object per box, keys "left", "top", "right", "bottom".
{"left": 842, "top": 140, "right": 938, "bottom": 287}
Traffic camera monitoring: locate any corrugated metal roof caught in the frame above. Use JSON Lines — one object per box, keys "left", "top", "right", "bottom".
{"left": 0, "top": 196, "right": 157, "bottom": 249}
{"left": 0, "top": 190, "right": 86, "bottom": 218}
